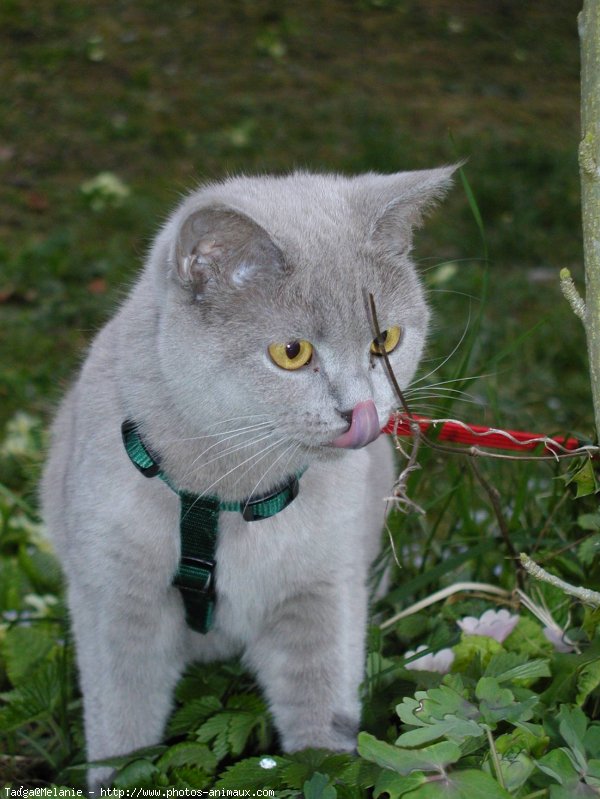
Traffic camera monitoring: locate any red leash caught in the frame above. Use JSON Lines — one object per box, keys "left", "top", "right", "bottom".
{"left": 383, "top": 413, "right": 585, "bottom": 455}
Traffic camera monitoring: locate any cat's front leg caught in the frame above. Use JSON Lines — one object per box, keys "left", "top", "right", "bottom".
{"left": 243, "top": 579, "right": 365, "bottom": 752}
{"left": 67, "top": 578, "right": 187, "bottom": 792}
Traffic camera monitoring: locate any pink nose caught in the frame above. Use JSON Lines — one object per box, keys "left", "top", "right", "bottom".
{"left": 330, "top": 400, "right": 381, "bottom": 449}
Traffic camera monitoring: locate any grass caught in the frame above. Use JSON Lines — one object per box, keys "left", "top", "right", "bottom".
{"left": 1, "top": 0, "right": 599, "bottom": 794}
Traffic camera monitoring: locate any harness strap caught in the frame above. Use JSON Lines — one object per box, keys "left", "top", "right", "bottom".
{"left": 121, "top": 420, "right": 303, "bottom": 634}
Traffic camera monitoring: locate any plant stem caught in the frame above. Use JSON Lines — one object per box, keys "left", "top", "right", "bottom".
{"left": 520, "top": 552, "right": 600, "bottom": 606}
{"left": 485, "top": 725, "right": 506, "bottom": 790}
{"left": 560, "top": 267, "right": 586, "bottom": 320}
{"left": 380, "top": 581, "right": 512, "bottom": 630}
{"left": 468, "top": 458, "right": 524, "bottom": 589}
{"left": 579, "top": 2, "right": 600, "bottom": 439}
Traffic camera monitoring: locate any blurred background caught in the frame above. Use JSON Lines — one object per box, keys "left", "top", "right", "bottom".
{"left": 0, "top": 0, "right": 589, "bottom": 440}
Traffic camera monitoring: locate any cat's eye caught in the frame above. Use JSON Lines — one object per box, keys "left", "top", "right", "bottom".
{"left": 370, "top": 325, "right": 402, "bottom": 356}
{"left": 268, "top": 340, "right": 313, "bottom": 370}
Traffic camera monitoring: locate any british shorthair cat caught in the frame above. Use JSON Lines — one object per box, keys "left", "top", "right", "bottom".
{"left": 41, "top": 167, "right": 455, "bottom": 789}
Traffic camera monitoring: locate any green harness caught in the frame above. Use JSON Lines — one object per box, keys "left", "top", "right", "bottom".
{"left": 121, "top": 420, "right": 303, "bottom": 634}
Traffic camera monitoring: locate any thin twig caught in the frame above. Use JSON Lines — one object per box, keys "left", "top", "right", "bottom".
{"left": 469, "top": 458, "right": 525, "bottom": 590}
{"left": 560, "top": 267, "right": 586, "bottom": 320}
{"left": 368, "top": 292, "right": 424, "bottom": 513}
{"left": 520, "top": 552, "right": 600, "bottom": 606}
{"left": 533, "top": 490, "right": 571, "bottom": 551}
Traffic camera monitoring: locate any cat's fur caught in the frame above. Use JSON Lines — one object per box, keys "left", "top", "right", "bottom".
{"left": 41, "top": 168, "right": 454, "bottom": 789}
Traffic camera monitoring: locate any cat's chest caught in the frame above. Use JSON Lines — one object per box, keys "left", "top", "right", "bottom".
{"left": 208, "top": 455, "right": 374, "bottom": 639}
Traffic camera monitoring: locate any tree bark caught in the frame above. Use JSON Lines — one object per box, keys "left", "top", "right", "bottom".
{"left": 580, "top": 2, "right": 600, "bottom": 438}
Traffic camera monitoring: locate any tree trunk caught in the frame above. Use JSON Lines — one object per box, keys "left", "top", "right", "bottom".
{"left": 580, "top": 1, "right": 600, "bottom": 438}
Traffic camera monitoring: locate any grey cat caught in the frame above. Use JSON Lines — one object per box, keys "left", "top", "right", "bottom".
{"left": 41, "top": 167, "right": 454, "bottom": 790}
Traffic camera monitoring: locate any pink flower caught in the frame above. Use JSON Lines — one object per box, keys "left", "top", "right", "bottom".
{"left": 404, "top": 644, "right": 455, "bottom": 674}
{"left": 457, "top": 608, "right": 519, "bottom": 643}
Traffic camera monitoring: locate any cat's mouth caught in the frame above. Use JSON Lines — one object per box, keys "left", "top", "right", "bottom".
{"left": 328, "top": 400, "right": 381, "bottom": 450}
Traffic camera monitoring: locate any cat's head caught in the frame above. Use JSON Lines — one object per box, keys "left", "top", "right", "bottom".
{"left": 151, "top": 169, "right": 455, "bottom": 461}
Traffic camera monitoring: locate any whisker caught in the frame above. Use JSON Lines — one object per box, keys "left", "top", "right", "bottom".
{"left": 406, "top": 386, "right": 476, "bottom": 399}
{"left": 189, "top": 431, "right": 276, "bottom": 474}
{"left": 410, "top": 303, "right": 473, "bottom": 387}
{"left": 427, "top": 288, "right": 480, "bottom": 301}
{"left": 178, "top": 430, "right": 276, "bottom": 485}
{"left": 187, "top": 422, "right": 273, "bottom": 465}
{"left": 410, "top": 373, "right": 492, "bottom": 391}
{"left": 402, "top": 394, "right": 483, "bottom": 408}
{"left": 158, "top": 415, "right": 271, "bottom": 443}
{"left": 198, "top": 437, "right": 287, "bottom": 499}
{"left": 243, "top": 441, "right": 301, "bottom": 507}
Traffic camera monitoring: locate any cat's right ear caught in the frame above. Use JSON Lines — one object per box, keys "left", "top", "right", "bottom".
{"left": 173, "top": 206, "right": 285, "bottom": 296}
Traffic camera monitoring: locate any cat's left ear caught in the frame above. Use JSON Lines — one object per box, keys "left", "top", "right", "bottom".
{"left": 365, "top": 164, "right": 459, "bottom": 256}
{"left": 173, "top": 206, "right": 285, "bottom": 294}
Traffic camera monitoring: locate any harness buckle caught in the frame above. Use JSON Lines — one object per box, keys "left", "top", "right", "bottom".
{"left": 174, "top": 556, "right": 215, "bottom": 595}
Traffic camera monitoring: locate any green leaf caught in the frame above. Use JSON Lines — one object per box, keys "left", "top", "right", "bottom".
{"left": 174, "top": 662, "right": 231, "bottom": 703}
{"left": 0, "top": 657, "right": 63, "bottom": 732}
{"left": 577, "top": 513, "right": 600, "bottom": 531}
{"left": 410, "top": 769, "right": 512, "bottom": 798}
{"left": 227, "top": 710, "right": 263, "bottom": 756}
{"left": 281, "top": 751, "right": 350, "bottom": 789}
{"left": 196, "top": 713, "right": 231, "bottom": 761}
{"left": 558, "top": 706, "right": 588, "bottom": 771}
{"left": 536, "top": 748, "right": 580, "bottom": 785}
{"left": 484, "top": 652, "right": 551, "bottom": 685}
{"left": 577, "top": 659, "right": 600, "bottom": 705}
{"left": 358, "top": 733, "right": 461, "bottom": 774}
{"left": 167, "top": 695, "right": 222, "bottom": 736}
{"left": 565, "top": 460, "right": 598, "bottom": 498}
{"left": 503, "top": 616, "right": 553, "bottom": 658}
{"left": 496, "top": 751, "right": 535, "bottom": 792}
{"left": 18, "top": 547, "right": 63, "bottom": 594}
{"left": 215, "top": 756, "right": 290, "bottom": 790}
{"left": 396, "top": 686, "right": 479, "bottom": 727}
{"left": 452, "top": 634, "right": 503, "bottom": 672}
{"left": 394, "top": 685, "right": 483, "bottom": 745}
{"left": 496, "top": 725, "right": 549, "bottom": 759}
{"left": 67, "top": 746, "right": 167, "bottom": 773}
{"left": 395, "top": 717, "right": 484, "bottom": 748}
{"left": 112, "top": 759, "right": 159, "bottom": 789}
{"left": 373, "top": 768, "right": 426, "bottom": 799}
{"left": 1, "top": 624, "right": 57, "bottom": 685}
{"left": 157, "top": 742, "right": 217, "bottom": 773}
{"left": 583, "top": 608, "right": 600, "bottom": 641}
{"left": 584, "top": 725, "right": 600, "bottom": 759}
{"left": 548, "top": 785, "right": 599, "bottom": 799}
{"left": 542, "top": 653, "right": 580, "bottom": 706}
{"left": 475, "top": 677, "right": 538, "bottom": 726}
{"left": 586, "top": 758, "right": 600, "bottom": 786}
{"left": 578, "top": 535, "right": 600, "bottom": 567}
{"left": 303, "top": 772, "right": 337, "bottom": 799}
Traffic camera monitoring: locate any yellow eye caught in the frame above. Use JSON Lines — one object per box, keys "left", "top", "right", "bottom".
{"left": 370, "top": 325, "right": 402, "bottom": 356}
{"left": 268, "top": 340, "right": 314, "bottom": 370}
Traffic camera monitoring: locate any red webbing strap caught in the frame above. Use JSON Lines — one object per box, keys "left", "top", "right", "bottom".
{"left": 382, "top": 413, "right": 582, "bottom": 454}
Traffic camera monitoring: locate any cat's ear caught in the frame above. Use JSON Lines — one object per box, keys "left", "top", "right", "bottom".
{"left": 174, "top": 206, "right": 285, "bottom": 294}
{"left": 365, "top": 165, "right": 459, "bottom": 256}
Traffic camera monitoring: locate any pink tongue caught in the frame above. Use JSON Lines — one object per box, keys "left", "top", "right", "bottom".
{"left": 330, "top": 400, "right": 381, "bottom": 449}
